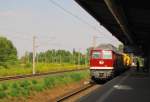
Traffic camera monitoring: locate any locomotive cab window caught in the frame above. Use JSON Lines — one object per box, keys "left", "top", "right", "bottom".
{"left": 103, "top": 51, "right": 112, "bottom": 59}
{"left": 92, "top": 51, "right": 101, "bottom": 59}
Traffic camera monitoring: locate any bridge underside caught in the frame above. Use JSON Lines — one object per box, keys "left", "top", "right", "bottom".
{"left": 75, "top": 0, "right": 150, "bottom": 56}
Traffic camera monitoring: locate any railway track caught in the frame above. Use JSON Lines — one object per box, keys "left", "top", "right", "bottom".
{"left": 55, "top": 82, "right": 95, "bottom": 102}
{"left": 0, "top": 68, "right": 88, "bottom": 81}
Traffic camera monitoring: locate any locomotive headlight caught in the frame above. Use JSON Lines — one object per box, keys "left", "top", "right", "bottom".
{"left": 99, "top": 60, "right": 104, "bottom": 64}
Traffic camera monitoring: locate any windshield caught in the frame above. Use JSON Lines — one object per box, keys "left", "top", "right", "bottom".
{"left": 103, "top": 51, "right": 112, "bottom": 59}
{"left": 91, "top": 51, "right": 101, "bottom": 59}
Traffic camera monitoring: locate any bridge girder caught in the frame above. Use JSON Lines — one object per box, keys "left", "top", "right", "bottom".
{"left": 75, "top": 0, "right": 150, "bottom": 56}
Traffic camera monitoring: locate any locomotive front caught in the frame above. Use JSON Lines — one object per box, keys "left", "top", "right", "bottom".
{"left": 90, "top": 49, "right": 114, "bottom": 80}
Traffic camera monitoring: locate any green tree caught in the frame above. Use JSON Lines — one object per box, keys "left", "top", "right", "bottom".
{"left": 0, "top": 36, "right": 18, "bottom": 68}
{"left": 21, "top": 48, "right": 88, "bottom": 65}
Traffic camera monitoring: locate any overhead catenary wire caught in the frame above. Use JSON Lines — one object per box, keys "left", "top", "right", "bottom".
{"left": 1, "top": 0, "right": 116, "bottom": 43}
{"left": 0, "top": 31, "right": 30, "bottom": 41}
{"left": 48, "top": 0, "right": 97, "bottom": 31}
{"left": 48, "top": 0, "right": 113, "bottom": 39}
{"left": 0, "top": 28, "right": 57, "bottom": 41}
{"left": 0, "top": 0, "right": 120, "bottom": 58}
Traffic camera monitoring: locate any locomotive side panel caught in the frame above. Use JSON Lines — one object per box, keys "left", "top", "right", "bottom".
{"left": 113, "top": 53, "right": 125, "bottom": 76}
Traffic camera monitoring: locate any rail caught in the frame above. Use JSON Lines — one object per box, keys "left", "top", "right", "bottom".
{"left": 0, "top": 68, "right": 89, "bottom": 81}
{"left": 55, "top": 83, "right": 94, "bottom": 102}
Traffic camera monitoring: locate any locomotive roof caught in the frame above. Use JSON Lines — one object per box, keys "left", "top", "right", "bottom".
{"left": 94, "top": 44, "right": 122, "bottom": 54}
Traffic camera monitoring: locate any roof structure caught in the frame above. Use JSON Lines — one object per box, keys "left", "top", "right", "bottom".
{"left": 96, "top": 43, "right": 118, "bottom": 52}
{"left": 75, "top": 0, "right": 150, "bottom": 56}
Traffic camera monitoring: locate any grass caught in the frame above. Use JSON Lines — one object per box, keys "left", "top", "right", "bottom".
{"left": 0, "top": 63, "right": 88, "bottom": 77}
{"left": 0, "top": 70, "right": 90, "bottom": 100}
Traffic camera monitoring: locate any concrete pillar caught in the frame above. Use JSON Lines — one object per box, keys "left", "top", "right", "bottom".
{"left": 148, "top": 52, "right": 150, "bottom": 70}
{"left": 144, "top": 51, "right": 150, "bottom": 72}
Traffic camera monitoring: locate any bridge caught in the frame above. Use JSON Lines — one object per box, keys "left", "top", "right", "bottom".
{"left": 75, "top": 0, "right": 150, "bottom": 63}
{"left": 75, "top": 0, "right": 150, "bottom": 102}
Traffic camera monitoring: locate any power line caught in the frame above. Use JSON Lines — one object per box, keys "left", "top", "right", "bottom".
{"left": 48, "top": 0, "right": 110, "bottom": 37}
{"left": 0, "top": 28, "right": 57, "bottom": 42}
{"left": 48, "top": 0, "right": 97, "bottom": 31}
{"left": 32, "top": 35, "right": 36, "bottom": 75}
{"left": 0, "top": 30, "right": 32, "bottom": 40}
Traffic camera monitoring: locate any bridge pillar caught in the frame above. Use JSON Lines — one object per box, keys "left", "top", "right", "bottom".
{"left": 148, "top": 52, "right": 150, "bottom": 70}
{"left": 144, "top": 50, "right": 150, "bottom": 72}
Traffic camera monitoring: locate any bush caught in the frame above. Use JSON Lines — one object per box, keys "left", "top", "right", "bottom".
{"left": 61, "top": 77, "right": 72, "bottom": 84}
{"left": 70, "top": 73, "right": 82, "bottom": 81}
{"left": 12, "top": 83, "right": 19, "bottom": 89}
{"left": 20, "top": 80, "right": 30, "bottom": 89}
{"left": 43, "top": 77, "right": 55, "bottom": 88}
{"left": 54, "top": 75, "right": 71, "bottom": 85}
{"left": 32, "top": 80, "right": 37, "bottom": 84}
{"left": 20, "top": 88, "right": 30, "bottom": 97}
{"left": 8, "top": 83, "right": 20, "bottom": 97}
{"left": 34, "top": 84, "right": 44, "bottom": 92}
{"left": 0, "top": 71, "right": 89, "bottom": 99}
{"left": 1, "top": 83, "right": 9, "bottom": 90}
{"left": 9, "top": 88, "right": 20, "bottom": 97}
{"left": 0, "top": 91, "right": 7, "bottom": 98}
{"left": 24, "top": 63, "right": 32, "bottom": 68}
{"left": 0, "top": 84, "right": 4, "bottom": 91}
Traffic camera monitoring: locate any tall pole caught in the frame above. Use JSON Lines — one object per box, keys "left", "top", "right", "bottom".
{"left": 35, "top": 45, "right": 39, "bottom": 64}
{"left": 32, "top": 36, "right": 36, "bottom": 75}
{"left": 93, "top": 35, "right": 96, "bottom": 48}
{"left": 36, "top": 53, "right": 38, "bottom": 64}
{"left": 78, "top": 48, "right": 80, "bottom": 68}
{"left": 60, "top": 55, "right": 61, "bottom": 64}
{"left": 85, "top": 54, "right": 86, "bottom": 67}
{"left": 45, "top": 53, "right": 47, "bottom": 63}
{"left": 27, "top": 52, "right": 30, "bottom": 63}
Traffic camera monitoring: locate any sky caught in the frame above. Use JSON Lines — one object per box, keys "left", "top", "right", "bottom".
{"left": 0, "top": 0, "right": 122, "bottom": 57}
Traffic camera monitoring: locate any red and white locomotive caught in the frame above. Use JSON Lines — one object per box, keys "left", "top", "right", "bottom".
{"left": 90, "top": 44, "right": 125, "bottom": 81}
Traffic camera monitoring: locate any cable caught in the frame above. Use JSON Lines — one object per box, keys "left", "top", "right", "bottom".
{"left": 0, "top": 28, "right": 56, "bottom": 41}
{"left": 48, "top": 0, "right": 112, "bottom": 39}
{"left": 49, "top": 0, "right": 97, "bottom": 30}
{"left": 0, "top": 32, "right": 30, "bottom": 41}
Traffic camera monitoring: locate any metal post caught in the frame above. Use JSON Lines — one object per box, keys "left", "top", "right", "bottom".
{"left": 78, "top": 49, "right": 80, "bottom": 68}
{"left": 36, "top": 53, "right": 38, "bottom": 64}
{"left": 45, "top": 53, "right": 47, "bottom": 63}
{"left": 32, "top": 36, "right": 36, "bottom": 75}
{"left": 93, "top": 36, "right": 96, "bottom": 48}
{"left": 85, "top": 55, "right": 86, "bottom": 67}
{"left": 60, "top": 55, "right": 61, "bottom": 64}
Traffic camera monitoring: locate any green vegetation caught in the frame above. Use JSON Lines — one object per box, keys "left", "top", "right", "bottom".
{"left": 0, "top": 63, "right": 87, "bottom": 76}
{"left": 136, "top": 57, "right": 144, "bottom": 67}
{"left": 0, "top": 70, "right": 89, "bottom": 99}
{"left": 0, "top": 36, "right": 90, "bottom": 77}
{"left": 0, "top": 36, "right": 18, "bottom": 68}
{"left": 21, "top": 48, "right": 89, "bottom": 66}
